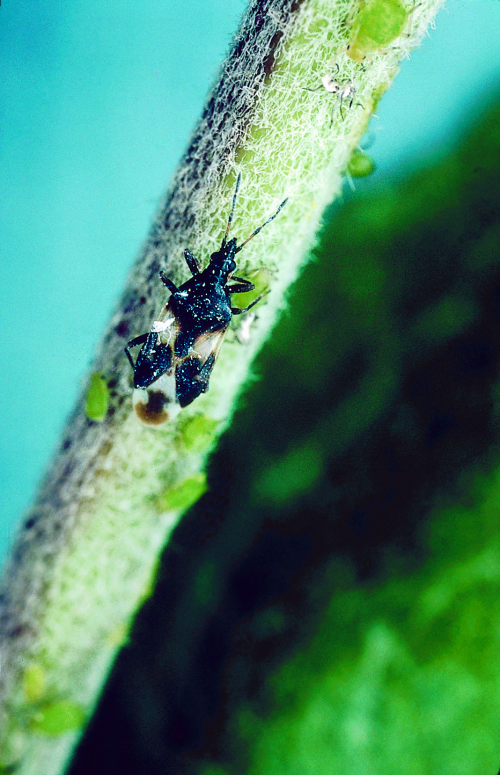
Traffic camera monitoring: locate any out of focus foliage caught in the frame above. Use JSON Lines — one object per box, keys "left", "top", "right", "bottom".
{"left": 69, "top": 97, "right": 500, "bottom": 775}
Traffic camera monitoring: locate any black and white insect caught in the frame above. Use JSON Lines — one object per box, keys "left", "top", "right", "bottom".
{"left": 303, "top": 65, "right": 363, "bottom": 123}
{"left": 125, "top": 174, "right": 287, "bottom": 426}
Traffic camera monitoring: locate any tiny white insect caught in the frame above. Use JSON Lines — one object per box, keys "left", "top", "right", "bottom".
{"left": 152, "top": 318, "right": 175, "bottom": 333}
{"left": 235, "top": 311, "right": 256, "bottom": 345}
{"left": 303, "top": 64, "right": 364, "bottom": 124}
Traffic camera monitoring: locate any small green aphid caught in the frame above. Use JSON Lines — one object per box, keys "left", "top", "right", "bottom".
{"left": 30, "top": 701, "right": 86, "bottom": 736}
{"left": 348, "top": 150, "right": 376, "bottom": 177}
{"left": 156, "top": 473, "right": 208, "bottom": 512}
{"left": 179, "top": 414, "right": 219, "bottom": 452}
{"left": 85, "top": 372, "right": 109, "bottom": 422}
{"left": 23, "top": 664, "right": 46, "bottom": 703}
{"left": 347, "top": 0, "right": 410, "bottom": 63}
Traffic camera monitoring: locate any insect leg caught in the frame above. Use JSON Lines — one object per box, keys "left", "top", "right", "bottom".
{"left": 159, "top": 271, "right": 178, "bottom": 294}
{"left": 124, "top": 333, "right": 149, "bottom": 370}
{"left": 231, "top": 275, "right": 252, "bottom": 284}
{"left": 330, "top": 99, "right": 339, "bottom": 126}
{"left": 228, "top": 280, "right": 255, "bottom": 294}
{"left": 231, "top": 291, "right": 269, "bottom": 315}
{"left": 184, "top": 249, "right": 201, "bottom": 275}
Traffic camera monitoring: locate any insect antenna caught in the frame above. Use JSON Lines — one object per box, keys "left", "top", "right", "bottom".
{"left": 302, "top": 85, "right": 323, "bottom": 93}
{"left": 221, "top": 173, "right": 242, "bottom": 248}
{"left": 235, "top": 197, "right": 288, "bottom": 253}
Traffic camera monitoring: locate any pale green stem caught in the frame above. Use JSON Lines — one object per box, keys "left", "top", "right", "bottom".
{"left": 0, "top": 0, "right": 444, "bottom": 771}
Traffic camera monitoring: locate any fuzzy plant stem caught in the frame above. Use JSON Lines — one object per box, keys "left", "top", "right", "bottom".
{"left": 0, "top": 0, "right": 444, "bottom": 771}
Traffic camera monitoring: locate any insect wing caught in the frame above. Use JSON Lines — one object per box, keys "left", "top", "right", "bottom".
{"left": 133, "top": 325, "right": 227, "bottom": 423}
{"left": 132, "top": 306, "right": 181, "bottom": 426}
{"left": 133, "top": 369, "right": 181, "bottom": 427}
{"left": 151, "top": 304, "right": 179, "bottom": 342}
{"left": 175, "top": 327, "right": 228, "bottom": 408}
{"left": 192, "top": 326, "right": 228, "bottom": 363}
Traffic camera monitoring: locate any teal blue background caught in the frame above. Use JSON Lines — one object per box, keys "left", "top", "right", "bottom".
{"left": 1, "top": 0, "right": 500, "bottom": 564}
